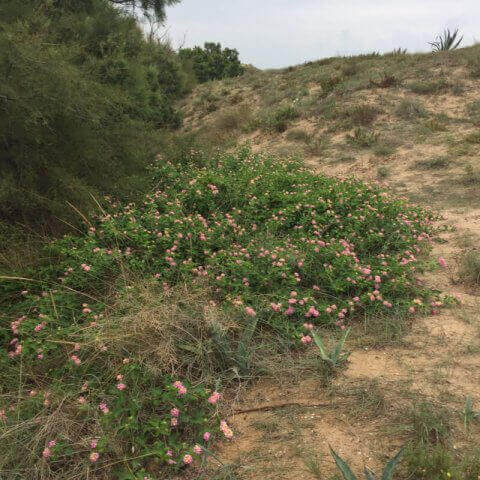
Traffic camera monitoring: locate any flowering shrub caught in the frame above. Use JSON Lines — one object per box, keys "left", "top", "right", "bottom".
{"left": 0, "top": 148, "right": 450, "bottom": 478}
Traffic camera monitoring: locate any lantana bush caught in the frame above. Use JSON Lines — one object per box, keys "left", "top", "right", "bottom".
{"left": 0, "top": 147, "right": 447, "bottom": 479}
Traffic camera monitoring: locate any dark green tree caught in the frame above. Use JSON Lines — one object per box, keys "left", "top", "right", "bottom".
{"left": 109, "top": 0, "right": 181, "bottom": 21}
{"left": 179, "top": 42, "right": 244, "bottom": 83}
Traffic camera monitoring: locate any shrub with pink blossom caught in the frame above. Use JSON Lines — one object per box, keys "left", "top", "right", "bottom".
{"left": 0, "top": 148, "right": 454, "bottom": 478}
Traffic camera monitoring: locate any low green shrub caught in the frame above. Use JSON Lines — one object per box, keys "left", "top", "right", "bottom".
{"left": 345, "top": 104, "right": 380, "bottom": 126}
{"left": 396, "top": 99, "right": 428, "bottom": 120}
{"left": 407, "top": 79, "right": 450, "bottom": 95}
{"left": 261, "top": 105, "right": 300, "bottom": 132}
{"left": 347, "top": 127, "right": 378, "bottom": 147}
{"left": 1, "top": 148, "right": 450, "bottom": 478}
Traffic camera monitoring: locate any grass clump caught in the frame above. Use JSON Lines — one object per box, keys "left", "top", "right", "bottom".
{"left": 346, "top": 104, "right": 380, "bottom": 127}
{"left": 415, "top": 156, "right": 451, "bottom": 169}
{"left": 462, "top": 164, "right": 480, "bottom": 185}
{"left": 408, "top": 79, "right": 450, "bottom": 95}
{"left": 460, "top": 250, "right": 480, "bottom": 285}
{"left": 466, "top": 100, "right": 480, "bottom": 125}
{"left": 373, "top": 140, "right": 398, "bottom": 157}
{"left": 377, "top": 165, "right": 391, "bottom": 179}
{"left": 261, "top": 105, "right": 300, "bottom": 132}
{"left": 286, "top": 128, "right": 311, "bottom": 142}
{"left": 396, "top": 99, "right": 428, "bottom": 120}
{"left": 467, "top": 55, "right": 480, "bottom": 79}
{"left": 409, "top": 402, "right": 451, "bottom": 445}
{"left": 347, "top": 127, "right": 378, "bottom": 147}
{"left": 0, "top": 148, "right": 446, "bottom": 478}
{"left": 465, "top": 131, "right": 480, "bottom": 144}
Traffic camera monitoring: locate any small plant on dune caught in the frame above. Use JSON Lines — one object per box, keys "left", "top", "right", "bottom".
{"left": 396, "top": 99, "right": 427, "bottom": 120}
{"left": 408, "top": 79, "right": 450, "bottom": 95}
{"left": 465, "top": 131, "right": 480, "bottom": 144}
{"left": 429, "top": 28, "right": 463, "bottom": 52}
{"left": 330, "top": 445, "right": 406, "bottom": 480}
{"left": 347, "top": 127, "right": 378, "bottom": 147}
{"left": 347, "top": 104, "right": 380, "bottom": 127}
{"left": 404, "top": 444, "right": 480, "bottom": 480}
{"left": 318, "top": 74, "right": 343, "bottom": 97}
{"left": 410, "top": 402, "right": 451, "bottom": 445}
{"left": 311, "top": 328, "right": 351, "bottom": 368}
{"left": 460, "top": 250, "right": 480, "bottom": 285}
{"left": 286, "top": 128, "right": 311, "bottom": 142}
{"left": 463, "top": 396, "right": 480, "bottom": 431}
{"left": 369, "top": 72, "right": 398, "bottom": 88}
{"left": 377, "top": 166, "right": 390, "bottom": 179}
{"left": 415, "top": 156, "right": 451, "bottom": 169}
{"left": 262, "top": 105, "right": 300, "bottom": 132}
{"left": 462, "top": 164, "right": 480, "bottom": 185}
{"left": 467, "top": 56, "right": 480, "bottom": 79}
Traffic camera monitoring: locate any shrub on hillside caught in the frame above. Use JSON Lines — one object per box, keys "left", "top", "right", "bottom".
{"left": 0, "top": 147, "right": 452, "bottom": 477}
{"left": 179, "top": 42, "right": 244, "bottom": 83}
{"left": 0, "top": 0, "right": 187, "bottom": 230}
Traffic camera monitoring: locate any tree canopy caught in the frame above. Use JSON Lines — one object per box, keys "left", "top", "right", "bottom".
{"left": 109, "top": 0, "right": 181, "bottom": 21}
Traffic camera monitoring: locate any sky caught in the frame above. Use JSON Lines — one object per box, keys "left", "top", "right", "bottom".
{"left": 163, "top": 0, "right": 480, "bottom": 69}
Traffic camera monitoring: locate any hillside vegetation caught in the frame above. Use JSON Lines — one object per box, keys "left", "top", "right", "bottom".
{"left": 181, "top": 45, "right": 480, "bottom": 209}
{"left": 0, "top": 0, "right": 188, "bottom": 232}
{"left": 175, "top": 45, "right": 480, "bottom": 479}
{"left": 2, "top": 9, "right": 480, "bottom": 479}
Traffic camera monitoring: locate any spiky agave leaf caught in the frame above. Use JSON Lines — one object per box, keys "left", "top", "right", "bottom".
{"left": 312, "top": 330, "right": 331, "bottom": 363}
{"left": 330, "top": 447, "right": 358, "bottom": 480}
{"left": 332, "top": 327, "right": 351, "bottom": 364}
{"left": 381, "top": 446, "right": 406, "bottom": 480}
{"left": 430, "top": 28, "right": 463, "bottom": 51}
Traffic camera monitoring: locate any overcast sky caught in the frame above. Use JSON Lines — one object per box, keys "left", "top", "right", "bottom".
{"left": 163, "top": 1, "right": 480, "bottom": 69}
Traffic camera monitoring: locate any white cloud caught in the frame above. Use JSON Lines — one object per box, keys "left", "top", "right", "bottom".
{"left": 164, "top": 0, "right": 480, "bottom": 68}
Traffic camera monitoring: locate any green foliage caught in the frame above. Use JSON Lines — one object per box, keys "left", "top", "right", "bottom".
{"left": 416, "top": 156, "right": 451, "bottom": 169}
{"left": 0, "top": 147, "right": 451, "bottom": 477}
{"left": 410, "top": 402, "right": 451, "bottom": 445}
{"left": 0, "top": 0, "right": 186, "bottom": 229}
{"left": 404, "top": 444, "right": 480, "bottom": 480}
{"left": 312, "top": 328, "right": 350, "bottom": 367}
{"left": 179, "top": 42, "right": 244, "bottom": 83}
{"left": 261, "top": 105, "right": 300, "bottom": 132}
{"left": 347, "top": 128, "right": 378, "bottom": 147}
{"left": 330, "top": 446, "right": 406, "bottom": 480}
{"left": 346, "top": 104, "right": 380, "bottom": 126}
{"left": 429, "top": 29, "right": 463, "bottom": 52}
{"left": 395, "top": 99, "right": 428, "bottom": 120}
{"left": 408, "top": 79, "right": 450, "bottom": 95}
{"left": 460, "top": 250, "right": 480, "bottom": 284}
{"left": 110, "top": 0, "right": 181, "bottom": 21}
{"left": 463, "top": 396, "right": 480, "bottom": 430}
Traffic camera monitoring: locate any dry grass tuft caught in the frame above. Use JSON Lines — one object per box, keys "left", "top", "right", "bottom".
{"left": 106, "top": 280, "right": 239, "bottom": 381}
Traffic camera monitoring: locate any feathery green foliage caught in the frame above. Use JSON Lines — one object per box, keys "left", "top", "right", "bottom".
{"left": 0, "top": 0, "right": 188, "bottom": 230}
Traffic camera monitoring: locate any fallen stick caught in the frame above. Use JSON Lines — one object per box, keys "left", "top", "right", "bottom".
{"left": 232, "top": 402, "right": 331, "bottom": 415}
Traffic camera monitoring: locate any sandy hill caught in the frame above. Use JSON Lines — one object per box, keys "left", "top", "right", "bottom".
{"left": 180, "top": 45, "right": 480, "bottom": 210}
{"left": 177, "top": 46, "right": 480, "bottom": 479}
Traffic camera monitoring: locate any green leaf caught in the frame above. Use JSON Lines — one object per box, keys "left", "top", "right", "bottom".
{"left": 381, "top": 446, "right": 406, "bottom": 480}
{"left": 333, "top": 327, "right": 351, "bottom": 362}
{"left": 330, "top": 446, "right": 357, "bottom": 480}
{"left": 312, "top": 331, "right": 331, "bottom": 362}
